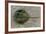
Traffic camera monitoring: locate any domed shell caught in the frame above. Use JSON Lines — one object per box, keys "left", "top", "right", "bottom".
{"left": 14, "top": 9, "right": 29, "bottom": 24}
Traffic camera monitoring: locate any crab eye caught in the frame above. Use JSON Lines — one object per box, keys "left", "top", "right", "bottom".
{"left": 17, "top": 10, "right": 23, "bottom": 12}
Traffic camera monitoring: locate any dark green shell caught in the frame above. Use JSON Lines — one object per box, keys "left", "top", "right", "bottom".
{"left": 14, "top": 9, "right": 29, "bottom": 24}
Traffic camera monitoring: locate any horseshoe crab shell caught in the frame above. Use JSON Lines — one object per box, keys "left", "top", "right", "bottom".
{"left": 14, "top": 9, "right": 29, "bottom": 24}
